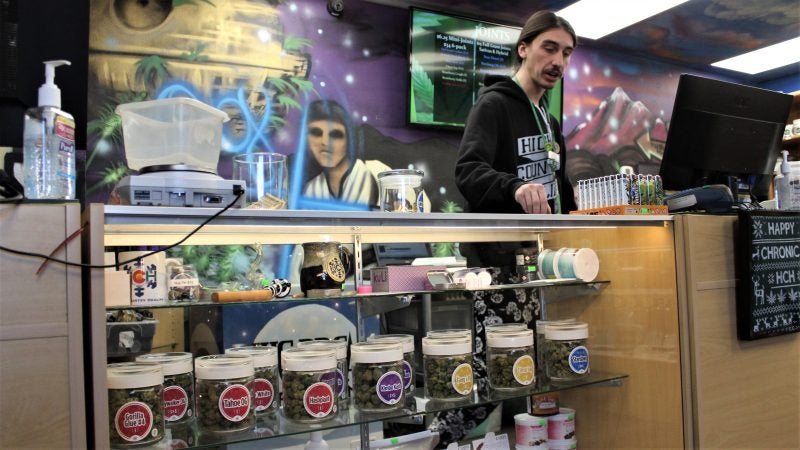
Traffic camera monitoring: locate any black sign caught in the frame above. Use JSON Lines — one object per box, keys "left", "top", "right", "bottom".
{"left": 735, "top": 210, "right": 800, "bottom": 340}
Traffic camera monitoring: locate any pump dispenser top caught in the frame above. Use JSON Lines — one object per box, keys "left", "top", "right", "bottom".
{"left": 38, "top": 60, "right": 70, "bottom": 108}
{"left": 780, "top": 150, "right": 791, "bottom": 176}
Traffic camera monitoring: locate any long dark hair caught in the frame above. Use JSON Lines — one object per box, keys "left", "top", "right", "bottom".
{"left": 515, "top": 11, "right": 578, "bottom": 67}
{"left": 305, "top": 99, "right": 357, "bottom": 174}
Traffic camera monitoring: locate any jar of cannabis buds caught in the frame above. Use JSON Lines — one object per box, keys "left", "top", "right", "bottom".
{"left": 281, "top": 347, "right": 338, "bottom": 423}
{"left": 422, "top": 334, "right": 473, "bottom": 400}
{"left": 225, "top": 346, "right": 279, "bottom": 415}
{"left": 194, "top": 354, "right": 255, "bottom": 433}
{"left": 107, "top": 362, "right": 165, "bottom": 447}
{"left": 545, "top": 322, "right": 590, "bottom": 382}
{"left": 136, "top": 352, "right": 195, "bottom": 425}
{"left": 351, "top": 341, "right": 405, "bottom": 412}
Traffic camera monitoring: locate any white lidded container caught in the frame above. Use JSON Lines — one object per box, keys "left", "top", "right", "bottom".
{"left": 116, "top": 97, "right": 230, "bottom": 172}
{"left": 367, "top": 334, "right": 417, "bottom": 395}
{"left": 107, "top": 362, "right": 165, "bottom": 447}
{"left": 225, "top": 346, "right": 280, "bottom": 415}
{"left": 296, "top": 339, "right": 349, "bottom": 404}
{"left": 486, "top": 325, "right": 535, "bottom": 390}
{"left": 422, "top": 333, "right": 474, "bottom": 400}
{"left": 194, "top": 353, "right": 255, "bottom": 433}
{"left": 545, "top": 322, "right": 590, "bottom": 382}
{"left": 135, "top": 352, "right": 194, "bottom": 424}
{"left": 281, "top": 347, "right": 339, "bottom": 423}
{"left": 350, "top": 341, "right": 405, "bottom": 411}
{"left": 378, "top": 169, "right": 425, "bottom": 212}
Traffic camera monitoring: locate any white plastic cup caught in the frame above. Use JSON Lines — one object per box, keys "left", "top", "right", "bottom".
{"left": 233, "top": 152, "right": 287, "bottom": 209}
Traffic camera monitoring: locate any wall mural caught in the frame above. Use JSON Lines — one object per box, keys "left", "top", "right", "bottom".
{"left": 87, "top": 0, "right": 706, "bottom": 282}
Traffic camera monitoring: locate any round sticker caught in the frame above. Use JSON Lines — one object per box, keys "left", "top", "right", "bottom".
{"left": 303, "top": 382, "right": 335, "bottom": 418}
{"left": 324, "top": 255, "right": 347, "bottom": 283}
{"left": 218, "top": 384, "right": 251, "bottom": 422}
{"left": 114, "top": 401, "right": 154, "bottom": 442}
{"left": 162, "top": 385, "right": 189, "bottom": 421}
{"left": 376, "top": 371, "right": 404, "bottom": 405}
{"left": 451, "top": 363, "right": 474, "bottom": 395}
{"left": 253, "top": 378, "right": 274, "bottom": 411}
{"left": 512, "top": 355, "right": 535, "bottom": 385}
{"left": 569, "top": 346, "right": 590, "bottom": 374}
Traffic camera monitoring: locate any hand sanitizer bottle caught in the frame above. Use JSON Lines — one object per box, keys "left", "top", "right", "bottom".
{"left": 22, "top": 60, "right": 76, "bottom": 200}
{"left": 775, "top": 151, "right": 790, "bottom": 210}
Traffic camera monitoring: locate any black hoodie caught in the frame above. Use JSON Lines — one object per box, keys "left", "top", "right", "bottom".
{"left": 455, "top": 75, "right": 575, "bottom": 214}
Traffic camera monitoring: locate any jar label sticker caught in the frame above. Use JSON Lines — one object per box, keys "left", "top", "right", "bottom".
{"left": 451, "top": 363, "right": 474, "bottom": 395}
{"left": 303, "top": 382, "right": 335, "bottom": 418}
{"left": 376, "top": 371, "right": 404, "bottom": 405}
{"left": 162, "top": 385, "right": 189, "bottom": 421}
{"left": 569, "top": 346, "right": 590, "bottom": 374}
{"left": 416, "top": 191, "right": 425, "bottom": 212}
{"left": 512, "top": 355, "right": 535, "bottom": 385}
{"left": 168, "top": 277, "right": 199, "bottom": 288}
{"left": 114, "top": 400, "right": 154, "bottom": 442}
{"left": 218, "top": 384, "right": 251, "bottom": 422}
{"left": 253, "top": 378, "right": 274, "bottom": 411}
{"left": 320, "top": 370, "right": 345, "bottom": 398}
{"left": 401, "top": 360, "right": 413, "bottom": 389}
{"left": 324, "top": 255, "right": 347, "bottom": 283}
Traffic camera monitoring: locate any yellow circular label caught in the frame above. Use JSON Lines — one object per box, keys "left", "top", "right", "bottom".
{"left": 324, "top": 255, "right": 347, "bottom": 283}
{"left": 512, "top": 355, "right": 535, "bottom": 385}
{"left": 451, "top": 363, "right": 474, "bottom": 395}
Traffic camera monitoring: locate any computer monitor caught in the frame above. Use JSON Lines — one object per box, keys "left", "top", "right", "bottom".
{"left": 659, "top": 74, "right": 793, "bottom": 200}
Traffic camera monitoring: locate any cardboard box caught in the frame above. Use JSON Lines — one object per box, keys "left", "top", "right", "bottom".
{"left": 370, "top": 265, "right": 445, "bottom": 292}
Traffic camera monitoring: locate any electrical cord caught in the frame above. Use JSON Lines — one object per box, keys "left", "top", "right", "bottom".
{"left": 0, "top": 190, "right": 244, "bottom": 270}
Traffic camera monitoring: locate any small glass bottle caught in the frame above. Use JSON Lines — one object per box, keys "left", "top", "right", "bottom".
{"left": 367, "top": 334, "right": 416, "bottom": 396}
{"left": 422, "top": 334, "right": 473, "bottom": 400}
{"left": 168, "top": 264, "right": 201, "bottom": 302}
{"left": 225, "top": 346, "right": 280, "bottom": 416}
{"left": 194, "top": 354, "right": 256, "bottom": 433}
{"left": 350, "top": 342, "right": 405, "bottom": 411}
{"left": 107, "top": 362, "right": 165, "bottom": 447}
{"left": 296, "top": 339, "right": 349, "bottom": 406}
{"left": 136, "top": 352, "right": 195, "bottom": 425}
{"left": 281, "top": 347, "right": 338, "bottom": 423}
{"left": 486, "top": 324, "right": 535, "bottom": 391}
{"left": 545, "top": 322, "right": 590, "bottom": 382}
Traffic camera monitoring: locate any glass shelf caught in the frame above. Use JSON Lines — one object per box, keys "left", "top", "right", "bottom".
{"left": 126, "top": 371, "right": 627, "bottom": 449}
{"left": 105, "top": 279, "right": 610, "bottom": 311}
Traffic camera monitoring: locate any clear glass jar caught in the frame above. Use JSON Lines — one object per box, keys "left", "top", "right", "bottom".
{"left": 167, "top": 264, "right": 201, "bottom": 302}
{"left": 281, "top": 347, "right": 338, "bottom": 423}
{"left": 350, "top": 342, "right": 405, "bottom": 411}
{"left": 136, "top": 352, "right": 195, "bottom": 424}
{"left": 545, "top": 322, "right": 590, "bottom": 382}
{"left": 367, "top": 334, "right": 416, "bottom": 396}
{"left": 535, "top": 319, "right": 576, "bottom": 382}
{"left": 486, "top": 325, "right": 535, "bottom": 390}
{"left": 107, "top": 362, "right": 165, "bottom": 447}
{"left": 225, "top": 346, "right": 279, "bottom": 416}
{"left": 194, "top": 354, "right": 256, "bottom": 433}
{"left": 422, "top": 334, "right": 473, "bottom": 400}
{"left": 377, "top": 169, "right": 425, "bottom": 212}
{"left": 296, "top": 339, "right": 349, "bottom": 405}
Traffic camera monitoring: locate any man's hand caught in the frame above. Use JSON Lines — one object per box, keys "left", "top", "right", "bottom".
{"left": 514, "top": 183, "right": 551, "bottom": 214}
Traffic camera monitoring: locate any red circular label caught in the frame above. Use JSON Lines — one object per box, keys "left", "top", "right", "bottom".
{"left": 131, "top": 268, "right": 146, "bottom": 285}
{"left": 114, "top": 401, "right": 154, "bottom": 442}
{"left": 162, "top": 385, "right": 189, "bottom": 421}
{"left": 303, "top": 382, "right": 335, "bottom": 418}
{"left": 218, "top": 384, "right": 251, "bottom": 422}
{"left": 253, "top": 378, "right": 274, "bottom": 411}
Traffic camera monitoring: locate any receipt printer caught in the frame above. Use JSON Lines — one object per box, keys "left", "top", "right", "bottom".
{"left": 664, "top": 184, "right": 734, "bottom": 213}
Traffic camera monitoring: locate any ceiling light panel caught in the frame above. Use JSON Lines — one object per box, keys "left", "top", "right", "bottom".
{"left": 558, "top": 0, "right": 691, "bottom": 40}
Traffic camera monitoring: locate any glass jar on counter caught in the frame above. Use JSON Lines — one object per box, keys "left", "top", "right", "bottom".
{"left": 194, "top": 354, "right": 255, "bottom": 433}
{"left": 367, "top": 333, "right": 416, "bottom": 396}
{"left": 107, "top": 362, "right": 165, "bottom": 447}
{"left": 296, "top": 339, "right": 349, "bottom": 405}
{"left": 486, "top": 324, "right": 535, "bottom": 391}
{"left": 535, "top": 319, "right": 576, "bottom": 382}
{"left": 281, "top": 347, "right": 338, "bottom": 423}
{"left": 167, "top": 264, "right": 201, "bottom": 302}
{"left": 136, "top": 352, "right": 195, "bottom": 424}
{"left": 422, "top": 334, "right": 473, "bottom": 400}
{"left": 225, "top": 346, "right": 279, "bottom": 416}
{"left": 545, "top": 322, "right": 590, "bottom": 382}
{"left": 350, "top": 342, "right": 405, "bottom": 412}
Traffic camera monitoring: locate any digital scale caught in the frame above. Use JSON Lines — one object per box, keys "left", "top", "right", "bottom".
{"left": 116, "top": 165, "right": 246, "bottom": 208}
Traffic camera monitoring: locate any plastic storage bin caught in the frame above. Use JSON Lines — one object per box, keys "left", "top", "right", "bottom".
{"left": 116, "top": 98, "right": 229, "bottom": 172}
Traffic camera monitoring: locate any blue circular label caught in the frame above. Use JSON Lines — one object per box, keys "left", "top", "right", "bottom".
{"left": 568, "top": 346, "right": 590, "bottom": 374}
{"left": 376, "top": 371, "right": 404, "bottom": 405}
{"left": 416, "top": 192, "right": 425, "bottom": 213}
{"left": 401, "top": 360, "right": 413, "bottom": 389}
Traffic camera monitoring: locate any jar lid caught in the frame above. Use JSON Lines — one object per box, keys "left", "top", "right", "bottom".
{"left": 377, "top": 169, "right": 424, "bottom": 179}
{"left": 486, "top": 323, "right": 529, "bottom": 333}
{"left": 367, "top": 334, "right": 414, "bottom": 353}
{"left": 135, "top": 352, "right": 193, "bottom": 376}
{"left": 281, "top": 347, "right": 337, "bottom": 372}
{"left": 426, "top": 329, "right": 472, "bottom": 340}
{"left": 422, "top": 335, "right": 471, "bottom": 355}
{"left": 296, "top": 339, "right": 348, "bottom": 359}
{"left": 535, "top": 318, "right": 576, "bottom": 334}
{"left": 195, "top": 354, "right": 254, "bottom": 380}
{"left": 225, "top": 345, "right": 278, "bottom": 368}
{"left": 545, "top": 322, "right": 589, "bottom": 340}
{"left": 487, "top": 329, "right": 533, "bottom": 348}
{"left": 107, "top": 362, "right": 163, "bottom": 389}
{"left": 350, "top": 341, "right": 403, "bottom": 363}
